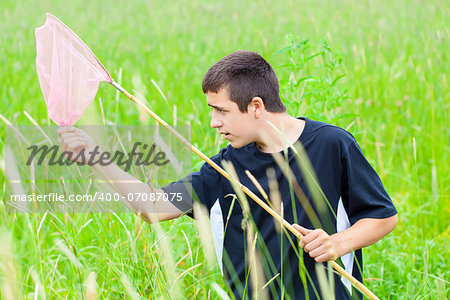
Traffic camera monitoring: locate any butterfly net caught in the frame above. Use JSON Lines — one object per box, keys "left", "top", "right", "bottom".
{"left": 35, "top": 13, "right": 113, "bottom": 126}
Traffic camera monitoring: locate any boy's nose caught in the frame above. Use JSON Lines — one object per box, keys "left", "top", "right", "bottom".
{"left": 210, "top": 114, "right": 222, "bottom": 128}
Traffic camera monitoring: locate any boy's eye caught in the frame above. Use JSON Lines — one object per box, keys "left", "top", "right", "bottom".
{"left": 209, "top": 106, "right": 226, "bottom": 113}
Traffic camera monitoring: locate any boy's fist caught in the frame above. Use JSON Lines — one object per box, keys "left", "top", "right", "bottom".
{"left": 293, "top": 224, "right": 340, "bottom": 263}
{"left": 57, "top": 126, "right": 98, "bottom": 164}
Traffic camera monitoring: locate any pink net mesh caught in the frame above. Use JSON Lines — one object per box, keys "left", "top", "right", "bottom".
{"left": 35, "top": 13, "right": 112, "bottom": 126}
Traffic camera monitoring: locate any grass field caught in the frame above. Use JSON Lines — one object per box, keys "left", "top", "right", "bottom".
{"left": 0, "top": 0, "right": 449, "bottom": 299}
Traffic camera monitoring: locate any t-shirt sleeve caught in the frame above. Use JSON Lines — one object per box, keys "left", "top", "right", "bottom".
{"left": 161, "top": 172, "right": 196, "bottom": 217}
{"left": 161, "top": 159, "right": 222, "bottom": 218}
{"left": 341, "top": 141, "right": 397, "bottom": 224}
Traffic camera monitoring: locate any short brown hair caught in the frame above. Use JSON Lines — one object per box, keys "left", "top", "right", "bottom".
{"left": 202, "top": 50, "right": 286, "bottom": 113}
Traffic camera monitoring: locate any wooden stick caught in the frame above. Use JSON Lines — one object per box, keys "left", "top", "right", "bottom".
{"left": 110, "top": 81, "right": 380, "bottom": 300}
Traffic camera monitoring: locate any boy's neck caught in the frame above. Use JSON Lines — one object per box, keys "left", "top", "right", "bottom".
{"left": 254, "top": 114, "right": 305, "bottom": 153}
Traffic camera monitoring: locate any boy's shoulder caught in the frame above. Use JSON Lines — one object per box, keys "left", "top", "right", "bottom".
{"left": 302, "top": 117, "right": 357, "bottom": 151}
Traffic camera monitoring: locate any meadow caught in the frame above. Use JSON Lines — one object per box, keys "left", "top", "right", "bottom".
{"left": 0, "top": 0, "right": 448, "bottom": 299}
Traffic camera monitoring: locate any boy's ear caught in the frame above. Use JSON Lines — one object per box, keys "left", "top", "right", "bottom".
{"left": 250, "top": 97, "right": 265, "bottom": 118}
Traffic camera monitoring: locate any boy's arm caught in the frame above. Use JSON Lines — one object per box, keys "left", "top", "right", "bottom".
{"left": 293, "top": 214, "right": 398, "bottom": 263}
{"left": 58, "top": 126, "right": 185, "bottom": 223}
{"left": 91, "top": 160, "right": 185, "bottom": 223}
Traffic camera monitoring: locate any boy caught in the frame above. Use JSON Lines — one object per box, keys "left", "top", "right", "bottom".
{"left": 59, "top": 50, "right": 398, "bottom": 299}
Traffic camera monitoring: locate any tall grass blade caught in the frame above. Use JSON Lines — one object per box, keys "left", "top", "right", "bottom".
{"left": 0, "top": 228, "right": 21, "bottom": 300}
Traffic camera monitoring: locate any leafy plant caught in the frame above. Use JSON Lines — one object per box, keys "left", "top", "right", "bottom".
{"left": 276, "top": 35, "right": 355, "bottom": 123}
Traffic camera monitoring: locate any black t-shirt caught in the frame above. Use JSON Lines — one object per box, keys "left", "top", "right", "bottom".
{"left": 163, "top": 118, "right": 397, "bottom": 300}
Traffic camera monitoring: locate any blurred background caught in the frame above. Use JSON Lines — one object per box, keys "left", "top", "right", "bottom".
{"left": 0, "top": 0, "right": 448, "bottom": 298}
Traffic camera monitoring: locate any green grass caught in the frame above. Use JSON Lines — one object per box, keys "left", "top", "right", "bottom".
{"left": 0, "top": 0, "right": 449, "bottom": 298}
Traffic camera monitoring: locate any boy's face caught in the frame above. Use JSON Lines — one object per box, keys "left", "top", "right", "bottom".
{"left": 206, "top": 88, "right": 256, "bottom": 148}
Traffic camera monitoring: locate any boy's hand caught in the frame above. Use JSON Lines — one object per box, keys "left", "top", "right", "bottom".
{"left": 57, "top": 126, "right": 99, "bottom": 164}
{"left": 293, "top": 224, "right": 341, "bottom": 263}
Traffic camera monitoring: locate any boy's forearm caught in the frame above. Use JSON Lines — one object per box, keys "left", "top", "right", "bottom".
{"left": 332, "top": 214, "right": 398, "bottom": 258}
{"left": 92, "top": 162, "right": 152, "bottom": 199}
{"left": 57, "top": 126, "right": 184, "bottom": 222}
{"left": 91, "top": 162, "right": 183, "bottom": 223}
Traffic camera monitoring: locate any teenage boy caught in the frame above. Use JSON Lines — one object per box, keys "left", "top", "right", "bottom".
{"left": 58, "top": 50, "right": 397, "bottom": 299}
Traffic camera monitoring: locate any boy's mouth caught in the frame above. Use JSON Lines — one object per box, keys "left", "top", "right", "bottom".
{"left": 220, "top": 132, "right": 231, "bottom": 140}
